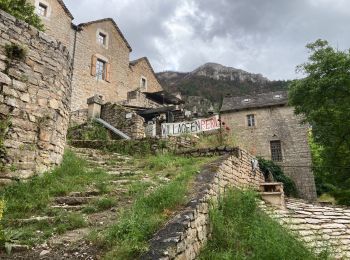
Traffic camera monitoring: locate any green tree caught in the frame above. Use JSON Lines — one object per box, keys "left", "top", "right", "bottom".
{"left": 0, "top": 0, "right": 44, "bottom": 31}
{"left": 289, "top": 39, "right": 350, "bottom": 205}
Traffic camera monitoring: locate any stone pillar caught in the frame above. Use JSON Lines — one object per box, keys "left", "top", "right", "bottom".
{"left": 87, "top": 95, "right": 104, "bottom": 119}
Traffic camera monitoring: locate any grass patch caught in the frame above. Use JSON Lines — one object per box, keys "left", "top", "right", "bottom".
{"left": 91, "top": 155, "right": 211, "bottom": 259}
{"left": 194, "top": 131, "right": 237, "bottom": 149}
{"left": 143, "top": 153, "right": 196, "bottom": 171}
{"left": 3, "top": 211, "right": 87, "bottom": 246}
{"left": 0, "top": 149, "right": 114, "bottom": 246}
{"left": 199, "top": 189, "right": 329, "bottom": 260}
{"left": 95, "top": 198, "right": 117, "bottom": 211}
{"left": 0, "top": 149, "right": 112, "bottom": 220}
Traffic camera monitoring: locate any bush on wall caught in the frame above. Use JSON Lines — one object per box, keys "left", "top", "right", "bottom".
{"left": 0, "top": 0, "right": 44, "bottom": 31}
{"left": 258, "top": 157, "right": 298, "bottom": 197}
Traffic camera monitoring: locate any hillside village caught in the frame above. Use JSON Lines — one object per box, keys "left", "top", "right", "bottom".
{"left": 0, "top": 0, "right": 349, "bottom": 259}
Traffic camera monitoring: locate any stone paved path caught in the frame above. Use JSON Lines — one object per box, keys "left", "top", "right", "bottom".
{"left": 261, "top": 198, "right": 350, "bottom": 259}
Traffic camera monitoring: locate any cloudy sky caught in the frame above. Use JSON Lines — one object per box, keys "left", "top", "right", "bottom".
{"left": 64, "top": 0, "right": 350, "bottom": 80}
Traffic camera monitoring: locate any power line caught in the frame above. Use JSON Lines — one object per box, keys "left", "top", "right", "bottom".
{"left": 279, "top": 165, "right": 350, "bottom": 169}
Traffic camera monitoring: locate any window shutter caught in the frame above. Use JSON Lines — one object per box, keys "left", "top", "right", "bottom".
{"left": 91, "top": 55, "right": 97, "bottom": 76}
{"left": 105, "top": 63, "right": 111, "bottom": 82}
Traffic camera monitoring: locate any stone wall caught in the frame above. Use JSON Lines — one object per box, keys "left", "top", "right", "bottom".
{"left": 0, "top": 10, "right": 72, "bottom": 182}
{"left": 142, "top": 149, "right": 265, "bottom": 260}
{"left": 122, "top": 90, "right": 162, "bottom": 109}
{"left": 69, "top": 109, "right": 88, "bottom": 127}
{"left": 71, "top": 20, "right": 131, "bottom": 111}
{"left": 221, "top": 105, "right": 317, "bottom": 201}
{"left": 101, "top": 103, "right": 145, "bottom": 139}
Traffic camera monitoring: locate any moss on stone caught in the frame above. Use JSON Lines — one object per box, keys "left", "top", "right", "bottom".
{"left": 0, "top": 116, "right": 11, "bottom": 170}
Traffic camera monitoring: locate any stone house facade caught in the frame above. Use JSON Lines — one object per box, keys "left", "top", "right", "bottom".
{"left": 220, "top": 91, "right": 317, "bottom": 201}
{"left": 128, "top": 57, "right": 163, "bottom": 94}
{"left": 27, "top": 0, "right": 74, "bottom": 54}
{"left": 27, "top": 0, "right": 164, "bottom": 113}
{"left": 71, "top": 19, "right": 132, "bottom": 111}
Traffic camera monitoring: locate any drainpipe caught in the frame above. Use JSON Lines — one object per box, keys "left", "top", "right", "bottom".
{"left": 71, "top": 24, "right": 80, "bottom": 76}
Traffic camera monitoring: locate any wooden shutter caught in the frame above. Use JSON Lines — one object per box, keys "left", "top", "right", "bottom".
{"left": 91, "top": 55, "right": 97, "bottom": 76}
{"left": 105, "top": 62, "right": 111, "bottom": 82}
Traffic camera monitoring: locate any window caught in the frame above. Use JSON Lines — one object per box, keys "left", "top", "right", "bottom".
{"left": 247, "top": 114, "right": 255, "bottom": 127}
{"left": 38, "top": 3, "right": 48, "bottom": 17}
{"left": 91, "top": 55, "right": 111, "bottom": 82}
{"left": 141, "top": 77, "right": 147, "bottom": 90}
{"left": 96, "top": 59, "right": 106, "bottom": 80}
{"left": 97, "top": 32, "right": 107, "bottom": 46}
{"left": 270, "top": 140, "right": 283, "bottom": 162}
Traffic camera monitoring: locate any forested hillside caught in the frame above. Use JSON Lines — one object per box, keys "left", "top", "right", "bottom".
{"left": 157, "top": 63, "right": 290, "bottom": 105}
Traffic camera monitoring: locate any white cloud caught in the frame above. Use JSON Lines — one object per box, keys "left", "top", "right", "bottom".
{"left": 64, "top": 0, "right": 350, "bottom": 80}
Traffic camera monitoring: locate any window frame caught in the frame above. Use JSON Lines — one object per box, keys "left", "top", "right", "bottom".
{"left": 140, "top": 76, "right": 148, "bottom": 91}
{"left": 96, "top": 29, "right": 109, "bottom": 49}
{"left": 247, "top": 114, "right": 255, "bottom": 127}
{"left": 270, "top": 140, "right": 283, "bottom": 162}
{"left": 97, "top": 32, "right": 107, "bottom": 46}
{"left": 96, "top": 59, "right": 106, "bottom": 81}
{"left": 38, "top": 2, "right": 48, "bottom": 17}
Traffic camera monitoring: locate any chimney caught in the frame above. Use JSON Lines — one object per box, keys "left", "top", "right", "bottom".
{"left": 87, "top": 95, "right": 104, "bottom": 119}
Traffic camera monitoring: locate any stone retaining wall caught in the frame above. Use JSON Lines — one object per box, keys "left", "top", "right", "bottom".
{"left": 101, "top": 103, "right": 145, "bottom": 139}
{"left": 69, "top": 109, "right": 88, "bottom": 127}
{"left": 69, "top": 136, "right": 197, "bottom": 154}
{"left": 0, "top": 10, "right": 72, "bottom": 183}
{"left": 142, "top": 149, "right": 265, "bottom": 259}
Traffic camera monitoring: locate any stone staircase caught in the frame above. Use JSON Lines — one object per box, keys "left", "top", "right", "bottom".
{"left": 69, "top": 147, "right": 141, "bottom": 176}
{"left": 261, "top": 199, "right": 350, "bottom": 258}
{"left": 259, "top": 182, "right": 286, "bottom": 209}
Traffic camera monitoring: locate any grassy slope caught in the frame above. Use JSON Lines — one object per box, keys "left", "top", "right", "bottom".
{"left": 0, "top": 150, "right": 114, "bottom": 246}
{"left": 0, "top": 150, "right": 213, "bottom": 257}
{"left": 199, "top": 189, "right": 329, "bottom": 260}
{"left": 93, "top": 154, "right": 213, "bottom": 259}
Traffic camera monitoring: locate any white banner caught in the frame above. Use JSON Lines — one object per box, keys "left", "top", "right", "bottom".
{"left": 161, "top": 115, "right": 220, "bottom": 137}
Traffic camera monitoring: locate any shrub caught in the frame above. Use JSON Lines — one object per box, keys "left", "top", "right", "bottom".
{"left": 0, "top": 0, "right": 44, "bottom": 30}
{"left": 67, "top": 121, "right": 111, "bottom": 141}
{"left": 258, "top": 158, "right": 298, "bottom": 197}
{"left": 4, "top": 44, "right": 27, "bottom": 61}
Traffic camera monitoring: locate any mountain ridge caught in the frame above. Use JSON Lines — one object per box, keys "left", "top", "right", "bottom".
{"left": 156, "top": 62, "right": 290, "bottom": 107}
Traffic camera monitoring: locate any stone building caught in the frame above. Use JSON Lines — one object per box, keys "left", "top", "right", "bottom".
{"left": 27, "top": 0, "right": 166, "bottom": 113}
{"left": 220, "top": 91, "right": 317, "bottom": 201}
{"left": 71, "top": 18, "right": 132, "bottom": 111}
{"left": 27, "top": 0, "right": 74, "bottom": 54}
{"left": 128, "top": 57, "right": 163, "bottom": 94}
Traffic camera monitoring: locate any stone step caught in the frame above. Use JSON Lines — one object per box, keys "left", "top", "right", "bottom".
{"left": 51, "top": 205, "right": 85, "bottom": 211}
{"left": 110, "top": 180, "right": 133, "bottom": 185}
{"left": 10, "top": 216, "right": 55, "bottom": 225}
{"left": 54, "top": 196, "right": 95, "bottom": 206}
{"left": 68, "top": 190, "right": 100, "bottom": 197}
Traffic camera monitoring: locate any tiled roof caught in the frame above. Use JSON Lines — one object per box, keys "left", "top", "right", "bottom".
{"left": 220, "top": 91, "right": 288, "bottom": 112}
{"left": 57, "top": 0, "right": 74, "bottom": 19}
{"left": 79, "top": 18, "right": 132, "bottom": 52}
